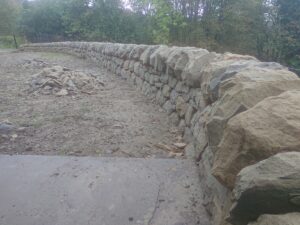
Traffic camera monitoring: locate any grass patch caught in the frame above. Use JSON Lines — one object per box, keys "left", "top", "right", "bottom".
{"left": 0, "top": 36, "right": 26, "bottom": 49}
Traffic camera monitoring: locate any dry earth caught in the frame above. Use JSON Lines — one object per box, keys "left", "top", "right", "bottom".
{"left": 0, "top": 50, "right": 183, "bottom": 158}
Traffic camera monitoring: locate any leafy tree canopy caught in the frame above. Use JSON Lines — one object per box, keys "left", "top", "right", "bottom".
{"left": 6, "top": 0, "right": 299, "bottom": 71}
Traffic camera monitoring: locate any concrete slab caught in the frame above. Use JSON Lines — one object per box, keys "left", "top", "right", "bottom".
{"left": 0, "top": 155, "right": 210, "bottom": 225}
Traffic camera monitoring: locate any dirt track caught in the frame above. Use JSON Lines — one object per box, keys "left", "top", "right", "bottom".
{"left": 0, "top": 50, "right": 182, "bottom": 158}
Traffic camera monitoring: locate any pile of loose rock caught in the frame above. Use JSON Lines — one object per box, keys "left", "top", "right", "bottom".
{"left": 28, "top": 65, "right": 104, "bottom": 96}
{"left": 22, "top": 58, "right": 49, "bottom": 68}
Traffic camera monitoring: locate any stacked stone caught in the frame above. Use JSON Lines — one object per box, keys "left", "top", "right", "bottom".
{"left": 22, "top": 42, "right": 300, "bottom": 225}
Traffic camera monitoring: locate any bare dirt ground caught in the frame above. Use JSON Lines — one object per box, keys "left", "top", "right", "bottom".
{"left": 0, "top": 50, "right": 183, "bottom": 158}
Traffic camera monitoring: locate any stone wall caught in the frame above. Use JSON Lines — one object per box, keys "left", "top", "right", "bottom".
{"left": 21, "top": 42, "right": 300, "bottom": 225}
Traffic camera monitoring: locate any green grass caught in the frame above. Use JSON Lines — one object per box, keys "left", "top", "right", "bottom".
{"left": 0, "top": 35, "right": 26, "bottom": 49}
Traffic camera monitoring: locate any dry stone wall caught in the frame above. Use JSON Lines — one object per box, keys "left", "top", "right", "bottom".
{"left": 21, "top": 42, "right": 300, "bottom": 225}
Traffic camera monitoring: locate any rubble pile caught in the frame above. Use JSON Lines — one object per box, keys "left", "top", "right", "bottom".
{"left": 21, "top": 58, "right": 49, "bottom": 69}
{"left": 28, "top": 65, "right": 104, "bottom": 96}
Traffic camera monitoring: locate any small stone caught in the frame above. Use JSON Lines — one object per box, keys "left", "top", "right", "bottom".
{"left": 43, "top": 85, "right": 52, "bottom": 90}
{"left": 0, "top": 123, "right": 13, "bottom": 134}
{"left": 11, "top": 134, "right": 18, "bottom": 140}
{"left": 176, "top": 135, "right": 183, "bottom": 142}
{"left": 169, "top": 127, "right": 179, "bottom": 134}
{"left": 169, "top": 112, "right": 180, "bottom": 126}
{"left": 178, "top": 119, "right": 186, "bottom": 133}
{"left": 176, "top": 96, "right": 188, "bottom": 117}
{"left": 168, "top": 76, "right": 177, "bottom": 88}
{"left": 162, "top": 85, "right": 171, "bottom": 97}
{"left": 173, "top": 142, "right": 187, "bottom": 149}
{"left": 184, "top": 143, "right": 196, "bottom": 159}
{"left": 185, "top": 105, "right": 196, "bottom": 126}
{"left": 112, "top": 124, "right": 123, "bottom": 129}
{"left": 25, "top": 147, "right": 33, "bottom": 152}
{"left": 168, "top": 152, "right": 177, "bottom": 158}
{"left": 55, "top": 89, "right": 68, "bottom": 96}
{"left": 163, "top": 100, "right": 175, "bottom": 115}
{"left": 67, "top": 80, "right": 76, "bottom": 88}
{"left": 0, "top": 134, "right": 9, "bottom": 140}
{"left": 174, "top": 152, "right": 184, "bottom": 158}
{"left": 183, "top": 127, "right": 193, "bottom": 143}
{"left": 17, "top": 127, "right": 26, "bottom": 132}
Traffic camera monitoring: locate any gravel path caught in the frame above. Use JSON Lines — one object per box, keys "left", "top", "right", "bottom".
{"left": 0, "top": 50, "right": 182, "bottom": 158}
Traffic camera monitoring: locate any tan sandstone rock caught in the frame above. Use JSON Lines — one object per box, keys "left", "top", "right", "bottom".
{"left": 176, "top": 96, "right": 188, "bottom": 117}
{"left": 167, "top": 47, "right": 204, "bottom": 78}
{"left": 181, "top": 52, "right": 218, "bottom": 88}
{"left": 248, "top": 213, "right": 300, "bottom": 225}
{"left": 201, "top": 55, "right": 259, "bottom": 103}
{"left": 212, "top": 91, "right": 300, "bottom": 189}
{"left": 228, "top": 152, "right": 300, "bottom": 225}
{"left": 206, "top": 79, "right": 300, "bottom": 147}
{"left": 201, "top": 55, "right": 298, "bottom": 104}
{"left": 140, "top": 45, "right": 160, "bottom": 65}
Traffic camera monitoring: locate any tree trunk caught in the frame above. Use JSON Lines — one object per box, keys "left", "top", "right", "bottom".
{"left": 13, "top": 34, "right": 18, "bottom": 49}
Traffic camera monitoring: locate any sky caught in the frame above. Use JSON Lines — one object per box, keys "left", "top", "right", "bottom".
{"left": 122, "top": 0, "right": 132, "bottom": 9}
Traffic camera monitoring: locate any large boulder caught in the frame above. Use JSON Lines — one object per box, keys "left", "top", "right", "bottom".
{"left": 212, "top": 91, "right": 300, "bottom": 188}
{"left": 140, "top": 45, "right": 160, "bottom": 65}
{"left": 248, "top": 213, "right": 300, "bottom": 225}
{"left": 201, "top": 53, "right": 258, "bottom": 103}
{"left": 228, "top": 152, "right": 300, "bottom": 225}
{"left": 166, "top": 47, "right": 196, "bottom": 78}
{"left": 153, "top": 46, "right": 208, "bottom": 75}
{"left": 149, "top": 46, "right": 166, "bottom": 71}
{"left": 206, "top": 79, "right": 300, "bottom": 147}
{"left": 117, "top": 44, "right": 134, "bottom": 59}
{"left": 181, "top": 52, "right": 217, "bottom": 88}
{"left": 150, "top": 46, "right": 173, "bottom": 72}
{"left": 128, "top": 45, "right": 147, "bottom": 60}
{"left": 200, "top": 52, "right": 298, "bottom": 104}
{"left": 166, "top": 47, "right": 195, "bottom": 69}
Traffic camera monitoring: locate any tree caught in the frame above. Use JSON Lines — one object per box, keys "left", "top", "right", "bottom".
{"left": 0, "top": 0, "right": 21, "bottom": 47}
{"left": 17, "top": 0, "right": 300, "bottom": 72}
{"left": 277, "top": 0, "right": 300, "bottom": 68}
{"left": 20, "top": 0, "right": 65, "bottom": 42}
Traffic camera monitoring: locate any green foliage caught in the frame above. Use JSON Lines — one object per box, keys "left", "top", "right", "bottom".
{"left": 151, "top": 0, "right": 171, "bottom": 44}
{"left": 14, "top": 0, "right": 300, "bottom": 70}
{"left": 0, "top": 36, "right": 24, "bottom": 48}
{"left": 20, "top": 0, "right": 66, "bottom": 42}
{"left": 277, "top": 0, "right": 300, "bottom": 63}
{"left": 253, "top": 0, "right": 300, "bottom": 70}
{"left": 0, "top": 0, "right": 20, "bottom": 34}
